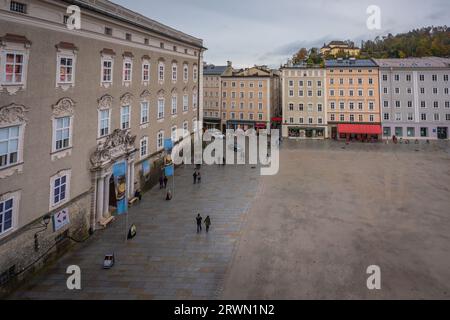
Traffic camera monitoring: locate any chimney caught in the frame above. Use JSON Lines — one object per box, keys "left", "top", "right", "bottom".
{"left": 227, "top": 61, "right": 232, "bottom": 67}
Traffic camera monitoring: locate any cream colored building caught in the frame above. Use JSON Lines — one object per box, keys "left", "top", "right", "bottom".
{"left": 281, "top": 62, "right": 328, "bottom": 139}
{"left": 320, "top": 41, "right": 360, "bottom": 57}
{"left": 0, "top": 0, "right": 204, "bottom": 293}
{"left": 221, "top": 64, "right": 280, "bottom": 132}
{"left": 203, "top": 63, "right": 227, "bottom": 129}
{"left": 325, "top": 59, "right": 381, "bottom": 140}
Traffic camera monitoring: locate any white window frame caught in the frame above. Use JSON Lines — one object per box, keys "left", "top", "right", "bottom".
{"left": 50, "top": 169, "right": 71, "bottom": 210}
{"left": 171, "top": 125, "right": 178, "bottom": 142}
{"left": 183, "top": 64, "right": 189, "bottom": 82}
{"left": 193, "top": 93, "right": 198, "bottom": 110}
{"left": 52, "top": 116, "right": 73, "bottom": 153}
{"left": 0, "top": 191, "right": 20, "bottom": 238}
{"left": 172, "top": 63, "right": 178, "bottom": 82}
{"left": 140, "top": 101, "right": 149, "bottom": 125}
{"left": 56, "top": 51, "right": 76, "bottom": 88}
{"left": 157, "top": 98, "right": 165, "bottom": 120}
{"left": 142, "top": 60, "right": 150, "bottom": 84}
{"left": 98, "top": 108, "right": 111, "bottom": 138}
{"left": 171, "top": 95, "right": 178, "bottom": 115}
{"left": 140, "top": 136, "right": 148, "bottom": 159}
{"left": 1, "top": 41, "right": 30, "bottom": 94}
{"left": 158, "top": 61, "right": 165, "bottom": 83}
{"left": 193, "top": 65, "right": 198, "bottom": 82}
{"left": 157, "top": 130, "right": 164, "bottom": 151}
{"left": 183, "top": 94, "right": 189, "bottom": 112}
{"left": 123, "top": 57, "right": 133, "bottom": 85}
{"left": 100, "top": 56, "right": 114, "bottom": 87}
{"left": 120, "top": 105, "right": 131, "bottom": 130}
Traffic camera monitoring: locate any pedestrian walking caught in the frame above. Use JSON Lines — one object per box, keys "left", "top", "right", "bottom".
{"left": 166, "top": 189, "right": 172, "bottom": 201}
{"left": 196, "top": 214, "right": 203, "bottom": 233}
{"left": 197, "top": 172, "right": 202, "bottom": 184}
{"left": 164, "top": 176, "right": 168, "bottom": 189}
{"left": 204, "top": 216, "right": 211, "bottom": 233}
{"left": 193, "top": 171, "right": 198, "bottom": 184}
{"left": 159, "top": 175, "right": 164, "bottom": 189}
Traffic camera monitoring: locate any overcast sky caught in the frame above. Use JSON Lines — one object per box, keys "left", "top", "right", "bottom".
{"left": 114, "top": 0, "right": 450, "bottom": 68}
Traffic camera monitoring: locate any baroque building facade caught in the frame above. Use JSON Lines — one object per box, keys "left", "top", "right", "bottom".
{"left": 0, "top": 0, "right": 204, "bottom": 293}
{"left": 221, "top": 64, "right": 281, "bottom": 132}
{"left": 375, "top": 57, "right": 450, "bottom": 140}
{"left": 281, "top": 62, "right": 328, "bottom": 139}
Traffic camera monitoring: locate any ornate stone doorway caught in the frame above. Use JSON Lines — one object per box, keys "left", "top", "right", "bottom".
{"left": 90, "top": 129, "right": 137, "bottom": 229}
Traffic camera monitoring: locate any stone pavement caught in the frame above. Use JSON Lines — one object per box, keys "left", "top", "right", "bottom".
{"left": 11, "top": 163, "right": 261, "bottom": 300}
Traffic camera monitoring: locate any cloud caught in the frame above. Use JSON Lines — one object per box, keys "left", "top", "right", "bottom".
{"left": 114, "top": 0, "right": 450, "bottom": 66}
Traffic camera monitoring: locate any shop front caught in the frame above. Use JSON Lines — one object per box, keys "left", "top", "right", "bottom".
{"left": 203, "top": 118, "right": 221, "bottom": 130}
{"left": 337, "top": 124, "right": 382, "bottom": 142}
{"left": 287, "top": 126, "right": 326, "bottom": 139}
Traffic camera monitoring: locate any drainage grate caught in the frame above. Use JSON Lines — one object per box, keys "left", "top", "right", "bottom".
{"left": 0, "top": 265, "right": 16, "bottom": 286}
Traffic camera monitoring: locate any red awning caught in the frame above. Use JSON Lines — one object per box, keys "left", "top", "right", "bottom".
{"left": 338, "top": 124, "right": 382, "bottom": 135}
{"left": 271, "top": 117, "right": 283, "bottom": 122}
{"left": 255, "top": 123, "right": 267, "bottom": 129}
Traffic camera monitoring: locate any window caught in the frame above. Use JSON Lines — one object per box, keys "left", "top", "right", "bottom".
{"left": 54, "top": 117, "right": 71, "bottom": 151}
{"left": 171, "top": 96, "right": 177, "bottom": 115}
{"left": 140, "top": 137, "right": 148, "bottom": 158}
{"left": 171, "top": 126, "right": 178, "bottom": 141}
{"left": 0, "top": 197, "right": 14, "bottom": 235}
{"left": 395, "top": 113, "right": 402, "bottom": 121}
{"left": 395, "top": 127, "right": 403, "bottom": 137}
{"left": 102, "top": 58, "right": 113, "bottom": 83}
{"left": 350, "top": 115, "right": 355, "bottom": 122}
{"left": 193, "top": 93, "right": 197, "bottom": 109}
{"left": 158, "top": 62, "right": 165, "bottom": 82}
{"left": 340, "top": 114, "right": 345, "bottom": 122}
{"left": 142, "top": 62, "right": 150, "bottom": 82}
{"left": 4, "top": 52, "right": 24, "bottom": 84}
{"left": 383, "top": 127, "right": 391, "bottom": 137}
{"left": 420, "top": 127, "right": 428, "bottom": 137}
{"left": 193, "top": 65, "right": 198, "bottom": 81}
{"left": 57, "top": 55, "right": 74, "bottom": 84}
{"left": 123, "top": 59, "right": 132, "bottom": 82}
{"left": 419, "top": 75, "right": 425, "bottom": 81}
{"left": 0, "top": 126, "right": 19, "bottom": 168}
{"left": 258, "top": 113, "right": 263, "bottom": 121}
{"left": 172, "top": 63, "right": 177, "bottom": 81}
{"left": 369, "top": 115, "right": 375, "bottom": 122}
{"left": 183, "top": 121, "right": 189, "bottom": 136}
{"left": 158, "top": 98, "right": 165, "bottom": 119}
{"left": 51, "top": 172, "right": 70, "bottom": 208}
{"left": 157, "top": 131, "right": 164, "bottom": 150}
{"left": 407, "top": 128, "right": 415, "bottom": 137}
{"left": 121, "top": 106, "right": 130, "bottom": 129}
{"left": 183, "top": 95, "right": 188, "bottom": 112}
{"left": 407, "top": 113, "right": 414, "bottom": 121}
{"left": 434, "top": 113, "right": 440, "bottom": 121}
{"left": 105, "top": 27, "right": 113, "bottom": 36}
{"left": 183, "top": 64, "right": 188, "bottom": 81}
{"left": 330, "top": 114, "right": 335, "bottom": 121}
{"left": 421, "top": 113, "right": 427, "bottom": 121}
{"left": 384, "top": 113, "right": 390, "bottom": 121}
{"left": 125, "top": 33, "right": 132, "bottom": 41}
{"left": 98, "top": 109, "right": 110, "bottom": 137}
{"left": 140, "top": 102, "right": 149, "bottom": 124}
{"left": 10, "top": 1, "right": 26, "bottom": 13}
{"left": 144, "top": 38, "right": 149, "bottom": 45}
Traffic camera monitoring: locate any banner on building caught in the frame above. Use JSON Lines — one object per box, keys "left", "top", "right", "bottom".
{"left": 165, "top": 164, "right": 174, "bottom": 177}
{"left": 113, "top": 161, "right": 128, "bottom": 215}
{"left": 164, "top": 138, "right": 173, "bottom": 152}
{"left": 142, "top": 160, "right": 151, "bottom": 176}
{"left": 53, "top": 208, "right": 70, "bottom": 232}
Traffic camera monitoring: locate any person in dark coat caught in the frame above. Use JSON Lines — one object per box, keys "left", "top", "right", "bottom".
{"left": 159, "top": 175, "right": 164, "bottom": 189}
{"left": 164, "top": 176, "right": 168, "bottom": 189}
{"left": 196, "top": 214, "right": 203, "bottom": 233}
{"left": 197, "top": 172, "right": 202, "bottom": 184}
{"left": 204, "top": 216, "right": 211, "bottom": 233}
{"left": 193, "top": 171, "right": 198, "bottom": 184}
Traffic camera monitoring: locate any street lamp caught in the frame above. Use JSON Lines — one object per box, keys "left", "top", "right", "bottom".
{"left": 33, "top": 214, "right": 52, "bottom": 252}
